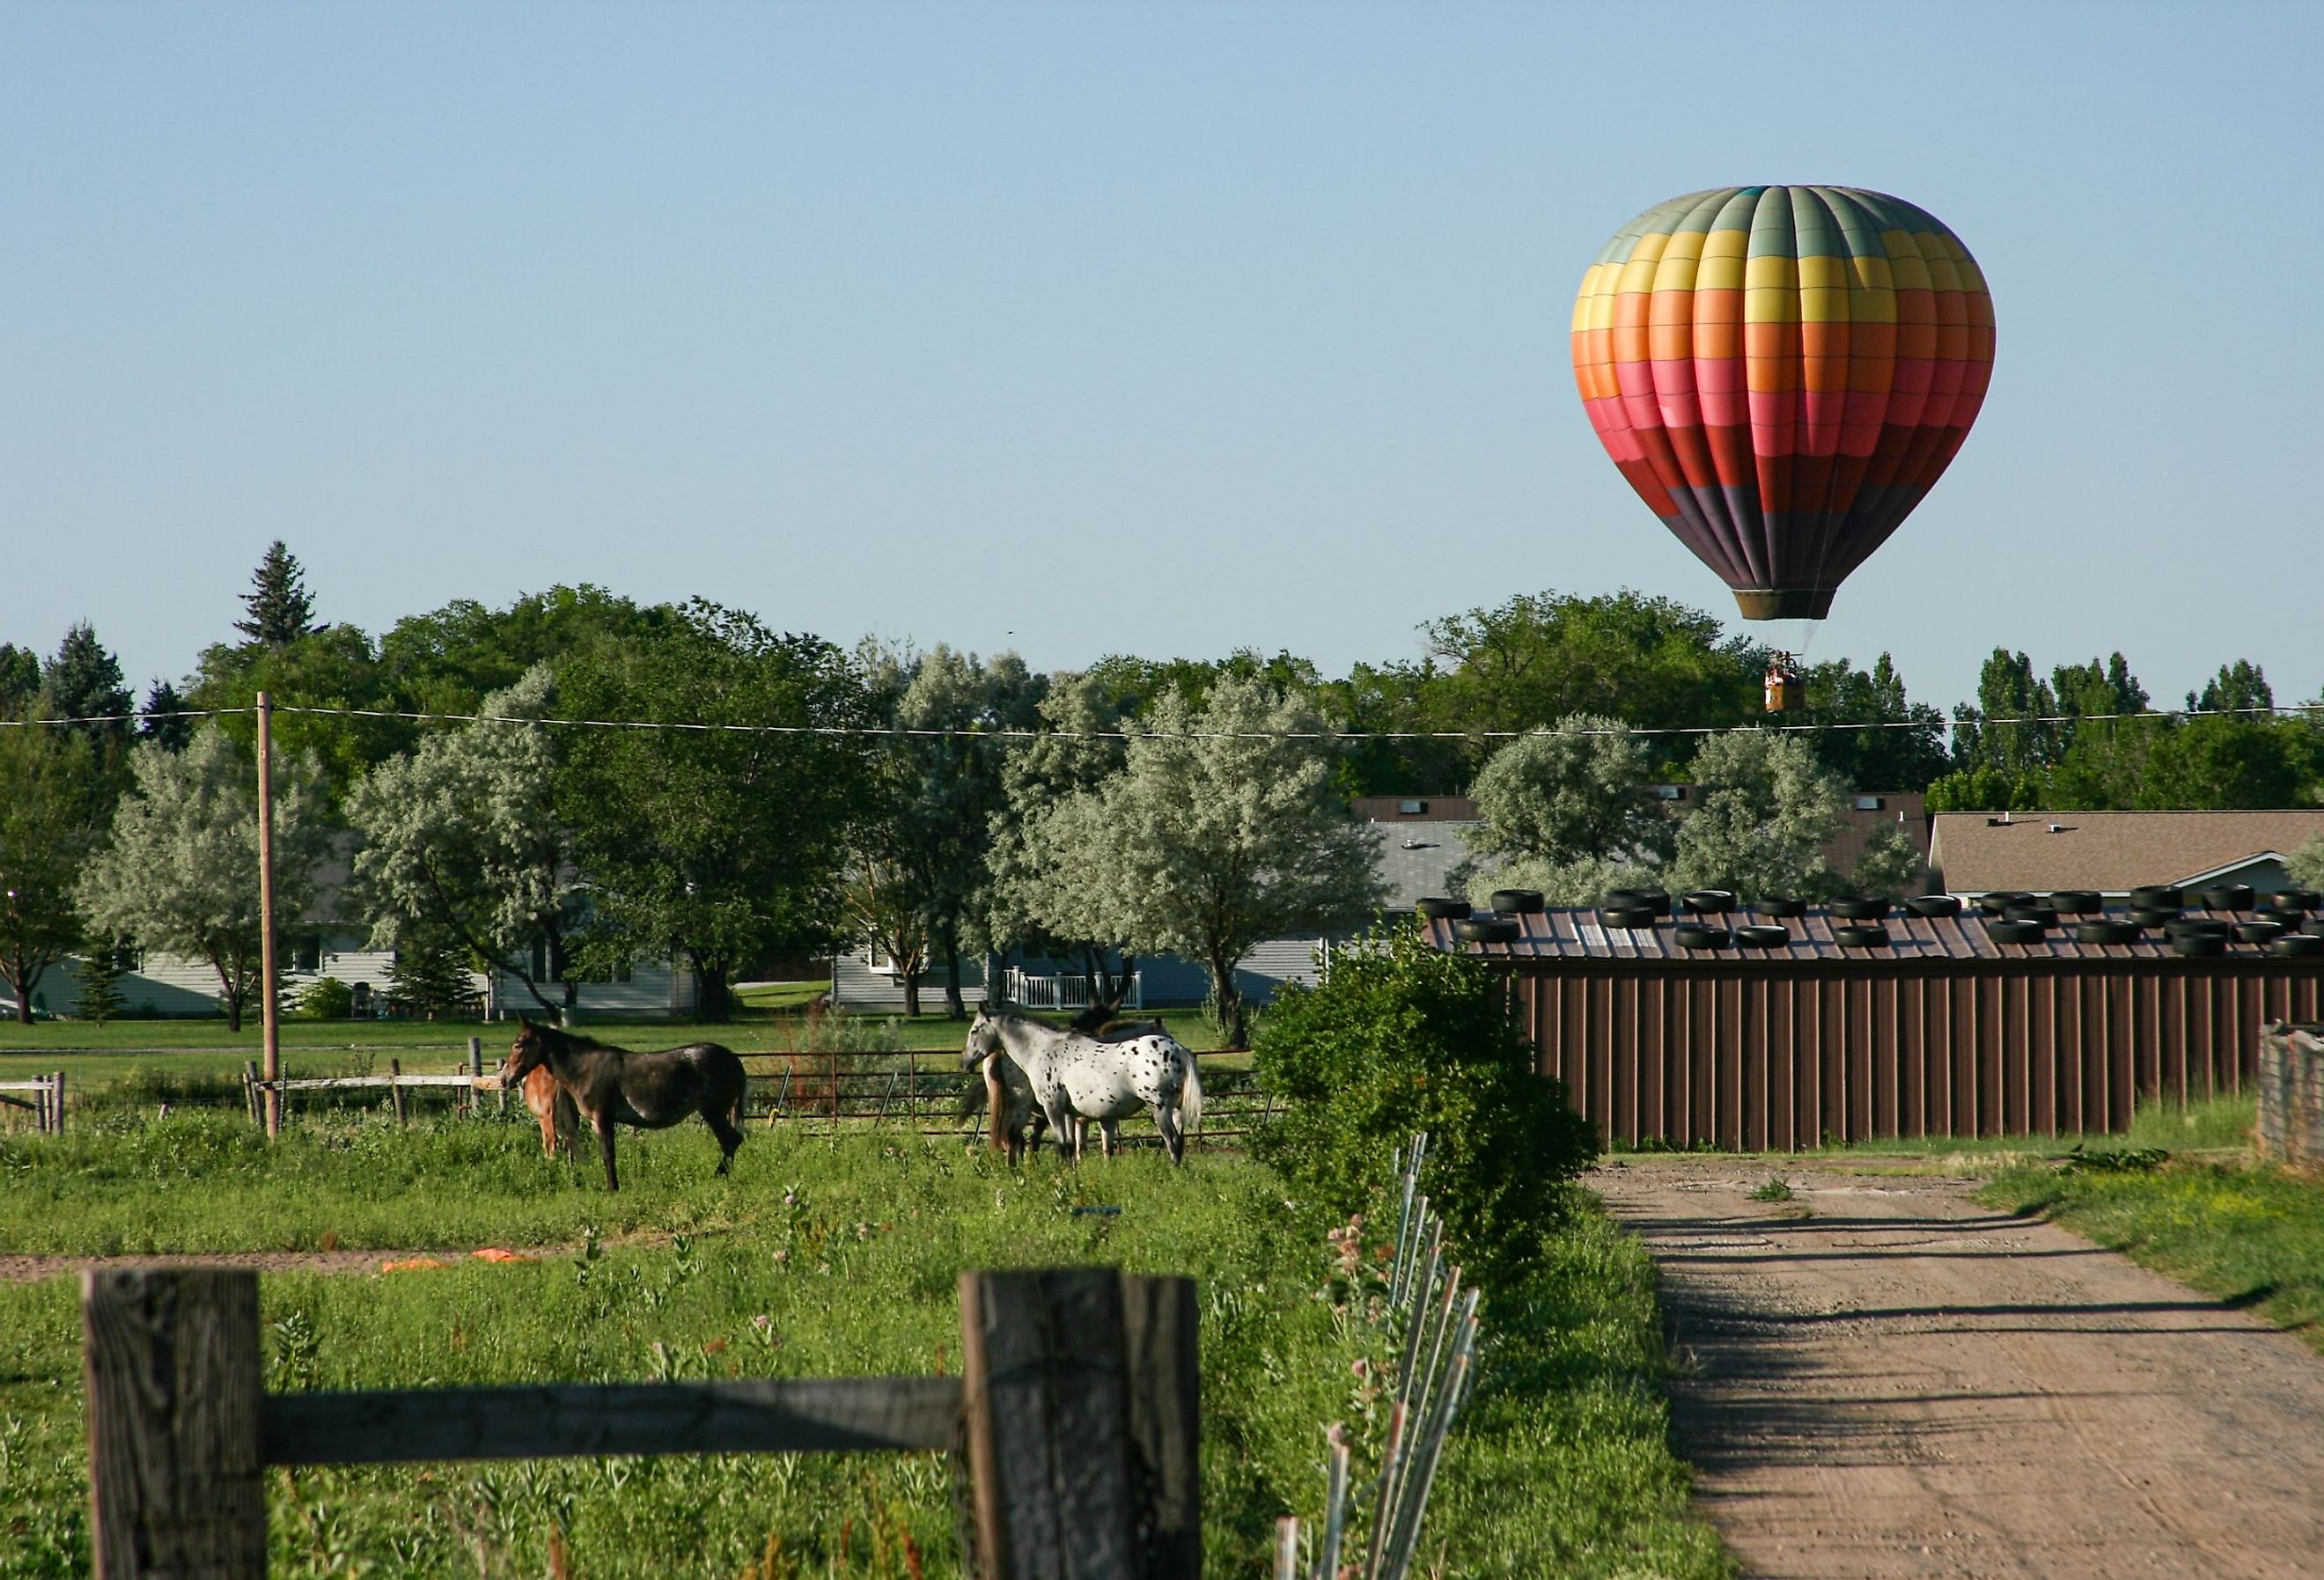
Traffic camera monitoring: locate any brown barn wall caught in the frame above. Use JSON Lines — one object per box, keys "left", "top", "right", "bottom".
{"left": 1511, "top": 960, "right": 2324, "bottom": 1149}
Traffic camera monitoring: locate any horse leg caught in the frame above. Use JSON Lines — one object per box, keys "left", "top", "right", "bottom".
{"left": 1099, "top": 1118, "right": 1121, "bottom": 1157}
{"left": 707, "top": 1100, "right": 745, "bottom": 1176}
{"left": 1041, "top": 1097, "right": 1079, "bottom": 1164}
{"left": 594, "top": 1111, "right": 620, "bottom": 1192}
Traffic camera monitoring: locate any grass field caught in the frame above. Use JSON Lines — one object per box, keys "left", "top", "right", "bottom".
{"left": 0, "top": 1114, "right": 1725, "bottom": 1579}
{"left": 1976, "top": 1100, "right": 2324, "bottom": 1358}
{"left": 1606, "top": 1092, "right": 2261, "bottom": 1174}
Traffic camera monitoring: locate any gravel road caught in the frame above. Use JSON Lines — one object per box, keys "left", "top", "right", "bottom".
{"left": 1592, "top": 1157, "right": 2324, "bottom": 1580}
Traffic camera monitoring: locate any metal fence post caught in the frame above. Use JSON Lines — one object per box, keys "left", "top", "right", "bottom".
{"left": 82, "top": 1267, "right": 267, "bottom": 1579}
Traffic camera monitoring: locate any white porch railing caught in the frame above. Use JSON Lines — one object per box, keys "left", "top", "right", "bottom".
{"left": 1001, "top": 967, "right": 1142, "bottom": 1012}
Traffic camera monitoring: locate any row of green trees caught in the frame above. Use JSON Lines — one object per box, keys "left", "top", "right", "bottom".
{"left": 4, "top": 545, "right": 2320, "bottom": 1030}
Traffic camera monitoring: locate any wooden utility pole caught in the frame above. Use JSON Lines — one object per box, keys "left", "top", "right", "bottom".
{"left": 255, "top": 692, "right": 281, "bottom": 1139}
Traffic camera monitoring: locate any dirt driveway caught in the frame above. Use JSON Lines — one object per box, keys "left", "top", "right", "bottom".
{"left": 1592, "top": 1157, "right": 2324, "bottom": 1580}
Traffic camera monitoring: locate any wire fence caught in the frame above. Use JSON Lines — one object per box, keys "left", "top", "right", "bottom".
{"left": 220, "top": 1047, "right": 1278, "bottom": 1146}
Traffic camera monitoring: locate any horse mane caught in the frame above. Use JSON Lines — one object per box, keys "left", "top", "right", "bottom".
{"left": 524, "top": 1020, "right": 623, "bottom": 1055}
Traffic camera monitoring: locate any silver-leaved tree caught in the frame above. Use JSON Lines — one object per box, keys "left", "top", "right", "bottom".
{"left": 78, "top": 726, "right": 329, "bottom": 1032}
{"left": 347, "top": 665, "right": 585, "bottom": 1018}
{"left": 1456, "top": 713, "right": 1675, "bottom": 906}
{"left": 1012, "top": 673, "right": 1383, "bottom": 1046}
{"left": 1666, "top": 730, "right": 1850, "bottom": 900}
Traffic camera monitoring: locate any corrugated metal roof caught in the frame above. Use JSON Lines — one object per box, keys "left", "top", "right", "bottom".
{"left": 1425, "top": 904, "right": 2319, "bottom": 965}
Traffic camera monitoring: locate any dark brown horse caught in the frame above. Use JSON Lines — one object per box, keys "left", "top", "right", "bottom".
{"left": 499, "top": 1018, "right": 747, "bottom": 1191}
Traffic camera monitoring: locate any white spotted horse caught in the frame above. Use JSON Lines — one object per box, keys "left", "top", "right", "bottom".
{"left": 961, "top": 1008, "right": 1202, "bottom": 1164}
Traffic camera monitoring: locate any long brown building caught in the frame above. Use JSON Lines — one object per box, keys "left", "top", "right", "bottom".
{"left": 1431, "top": 905, "right": 2324, "bottom": 1150}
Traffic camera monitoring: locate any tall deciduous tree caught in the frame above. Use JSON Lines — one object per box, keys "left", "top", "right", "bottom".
{"left": 986, "top": 669, "right": 1142, "bottom": 1015}
{"left": 555, "top": 601, "right": 875, "bottom": 1021}
{"left": 236, "top": 541, "right": 320, "bottom": 648}
{"left": 1455, "top": 714, "right": 1673, "bottom": 908}
{"left": 0, "top": 728, "right": 105, "bottom": 1024}
{"left": 348, "top": 666, "right": 585, "bottom": 1018}
{"left": 1012, "top": 674, "right": 1383, "bottom": 1046}
{"left": 1795, "top": 653, "right": 1951, "bottom": 791}
{"left": 1418, "top": 590, "right": 1762, "bottom": 746}
{"left": 854, "top": 644, "right": 1044, "bottom": 1017}
{"left": 77, "top": 728, "right": 329, "bottom": 1032}
{"left": 1666, "top": 730, "right": 1849, "bottom": 900}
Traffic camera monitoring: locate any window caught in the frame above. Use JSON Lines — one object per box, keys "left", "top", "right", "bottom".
{"left": 1855, "top": 795, "right": 1886, "bottom": 812}
{"left": 1398, "top": 799, "right": 1427, "bottom": 815}
{"left": 1654, "top": 784, "right": 1688, "bottom": 802}
{"left": 294, "top": 935, "right": 322, "bottom": 973}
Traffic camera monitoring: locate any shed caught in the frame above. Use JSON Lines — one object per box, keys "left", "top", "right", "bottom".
{"left": 1429, "top": 904, "right": 2324, "bottom": 1150}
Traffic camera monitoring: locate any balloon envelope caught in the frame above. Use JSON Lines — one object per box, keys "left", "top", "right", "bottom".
{"left": 1572, "top": 186, "right": 1994, "bottom": 620}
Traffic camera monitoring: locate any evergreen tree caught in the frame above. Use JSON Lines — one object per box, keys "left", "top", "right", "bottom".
{"left": 235, "top": 541, "right": 320, "bottom": 648}
{"left": 140, "top": 681, "right": 195, "bottom": 752}
{"left": 75, "top": 936, "right": 131, "bottom": 1026}
{"left": 39, "top": 623, "right": 133, "bottom": 748}
{"left": 386, "top": 925, "right": 474, "bottom": 1019}
{"left": 0, "top": 643, "right": 40, "bottom": 718}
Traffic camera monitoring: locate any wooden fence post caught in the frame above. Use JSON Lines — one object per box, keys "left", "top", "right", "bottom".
{"left": 52, "top": 1070, "right": 64, "bottom": 1135}
{"left": 388, "top": 1059, "right": 407, "bottom": 1127}
{"left": 83, "top": 1267, "right": 267, "bottom": 1579}
{"left": 1121, "top": 1275, "right": 1202, "bottom": 1577}
{"left": 242, "top": 1062, "right": 261, "bottom": 1128}
{"left": 960, "top": 1268, "right": 1200, "bottom": 1580}
{"left": 463, "top": 1038, "right": 482, "bottom": 1118}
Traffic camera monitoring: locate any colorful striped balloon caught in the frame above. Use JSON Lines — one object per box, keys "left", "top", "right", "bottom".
{"left": 1572, "top": 186, "right": 1994, "bottom": 620}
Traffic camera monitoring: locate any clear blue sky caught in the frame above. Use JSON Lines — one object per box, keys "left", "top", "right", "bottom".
{"left": 5, "top": 2, "right": 2320, "bottom": 717}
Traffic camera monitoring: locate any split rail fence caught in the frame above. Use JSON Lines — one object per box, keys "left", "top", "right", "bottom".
{"left": 84, "top": 1262, "right": 1199, "bottom": 1579}
{"left": 0, "top": 1069, "right": 66, "bottom": 1134}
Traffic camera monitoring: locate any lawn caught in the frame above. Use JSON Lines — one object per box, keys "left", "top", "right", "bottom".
{"left": 0, "top": 1114, "right": 1725, "bottom": 1579}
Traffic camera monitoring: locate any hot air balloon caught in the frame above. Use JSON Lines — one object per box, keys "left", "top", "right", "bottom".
{"left": 1571, "top": 186, "right": 1994, "bottom": 622}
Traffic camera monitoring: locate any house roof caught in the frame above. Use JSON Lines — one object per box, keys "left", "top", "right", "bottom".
{"left": 1351, "top": 795, "right": 1479, "bottom": 823}
{"left": 1366, "top": 821, "right": 1478, "bottom": 911}
{"left": 1826, "top": 791, "right": 1929, "bottom": 879}
{"left": 1928, "top": 811, "right": 2324, "bottom": 895}
{"left": 1424, "top": 903, "right": 2319, "bottom": 964}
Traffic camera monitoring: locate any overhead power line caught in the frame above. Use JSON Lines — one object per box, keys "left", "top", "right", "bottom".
{"left": 0, "top": 701, "right": 2317, "bottom": 741}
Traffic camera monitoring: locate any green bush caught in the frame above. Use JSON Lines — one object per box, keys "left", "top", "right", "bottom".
{"left": 1251, "top": 922, "right": 1598, "bottom": 1295}
{"left": 292, "top": 976, "right": 355, "bottom": 1020}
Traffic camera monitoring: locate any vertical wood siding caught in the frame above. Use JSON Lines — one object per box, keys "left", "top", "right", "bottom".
{"left": 1513, "top": 961, "right": 2324, "bottom": 1149}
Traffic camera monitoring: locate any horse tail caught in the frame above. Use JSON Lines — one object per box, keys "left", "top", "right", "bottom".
{"left": 1180, "top": 1047, "right": 1202, "bottom": 1136}
{"left": 985, "top": 1059, "right": 1010, "bottom": 1155}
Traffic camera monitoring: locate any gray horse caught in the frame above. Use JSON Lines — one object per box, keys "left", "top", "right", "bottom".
{"left": 961, "top": 1008, "right": 1202, "bottom": 1164}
